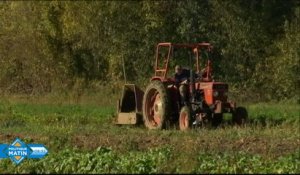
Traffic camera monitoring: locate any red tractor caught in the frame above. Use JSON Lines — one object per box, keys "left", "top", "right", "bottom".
{"left": 116, "top": 42, "right": 248, "bottom": 130}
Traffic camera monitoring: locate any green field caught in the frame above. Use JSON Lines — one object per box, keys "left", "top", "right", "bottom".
{"left": 0, "top": 0, "right": 298, "bottom": 173}
{"left": 0, "top": 99, "right": 299, "bottom": 173}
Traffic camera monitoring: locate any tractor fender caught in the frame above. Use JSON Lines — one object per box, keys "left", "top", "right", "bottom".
{"left": 214, "top": 100, "right": 222, "bottom": 113}
{"left": 151, "top": 77, "right": 176, "bottom": 83}
{"left": 213, "top": 100, "right": 236, "bottom": 113}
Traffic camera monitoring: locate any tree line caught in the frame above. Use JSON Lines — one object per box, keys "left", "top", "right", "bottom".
{"left": 0, "top": 0, "right": 298, "bottom": 101}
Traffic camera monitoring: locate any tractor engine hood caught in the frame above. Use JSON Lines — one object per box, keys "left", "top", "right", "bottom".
{"left": 197, "top": 82, "right": 228, "bottom": 105}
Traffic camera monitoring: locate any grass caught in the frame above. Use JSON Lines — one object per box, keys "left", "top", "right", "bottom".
{"left": 0, "top": 98, "right": 299, "bottom": 173}
{"left": 0, "top": 145, "right": 299, "bottom": 174}
{"left": 245, "top": 102, "right": 300, "bottom": 124}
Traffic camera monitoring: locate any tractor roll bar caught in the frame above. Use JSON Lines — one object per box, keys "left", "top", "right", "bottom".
{"left": 154, "top": 42, "right": 213, "bottom": 81}
{"left": 157, "top": 42, "right": 213, "bottom": 50}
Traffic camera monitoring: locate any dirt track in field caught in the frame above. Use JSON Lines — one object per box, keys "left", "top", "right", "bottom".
{"left": 1, "top": 127, "right": 299, "bottom": 159}
{"left": 71, "top": 132, "right": 299, "bottom": 158}
{"left": 0, "top": 127, "right": 300, "bottom": 160}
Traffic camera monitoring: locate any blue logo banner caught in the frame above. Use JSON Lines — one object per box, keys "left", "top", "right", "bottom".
{"left": 0, "top": 138, "right": 48, "bottom": 165}
{"left": 0, "top": 144, "right": 8, "bottom": 158}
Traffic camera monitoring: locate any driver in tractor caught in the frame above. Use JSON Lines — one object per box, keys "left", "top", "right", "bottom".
{"left": 175, "top": 64, "right": 202, "bottom": 126}
{"left": 174, "top": 65, "right": 191, "bottom": 107}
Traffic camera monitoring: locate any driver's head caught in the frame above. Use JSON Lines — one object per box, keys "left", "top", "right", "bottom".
{"left": 175, "top": 65, "right": 182, "bottom": 75}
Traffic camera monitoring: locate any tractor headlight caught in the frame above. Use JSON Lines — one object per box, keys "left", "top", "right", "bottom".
{"left": 213, "top": 91, "right": 219, "bottom": 97}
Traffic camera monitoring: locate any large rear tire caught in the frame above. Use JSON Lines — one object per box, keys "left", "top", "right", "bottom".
{"left": 179, "top": 106, "right": 192, "bottom": 131}
{"left": 232, "top": 106, "right": 248, "bottom": 126}
{"left": 142, "top": 81, "right": 170, "bottom": 129}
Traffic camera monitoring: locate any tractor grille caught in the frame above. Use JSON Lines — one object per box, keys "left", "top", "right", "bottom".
{"left": 213, "top": 84, "right": 228, "bottom": 102}
{"left": 213, "top": 84, "right": 228, "bottom": 90}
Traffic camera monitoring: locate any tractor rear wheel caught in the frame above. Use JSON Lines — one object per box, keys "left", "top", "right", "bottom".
{"left": 179, "top": 106, "right": 192, "bottom": 131}
{"left": 232, "top": 106, "right": 248, "bottom": 126}
{"left": 142, "top": 81, "right": 170, "bottom": 129}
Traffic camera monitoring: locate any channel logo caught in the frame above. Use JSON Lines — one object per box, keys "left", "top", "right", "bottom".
{"left": 0, "top": 138, "right": 48, "bottom": 165}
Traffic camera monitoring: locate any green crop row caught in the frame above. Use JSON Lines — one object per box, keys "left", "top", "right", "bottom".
{"left": 193, "top": 151, "right": 299, "bottom": 174}
{"left": 0, "top": 146, "right": 172, "bottom": 174}
{"left": 0, "top": 146, "right": 299, "bottom": 174}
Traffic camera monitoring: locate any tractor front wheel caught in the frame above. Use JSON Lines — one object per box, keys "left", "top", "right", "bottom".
{"left": 232, "top": 106, "right": 248, "bottom": 126}
{"left": 212, "top": 113, "right": 223, "bottom": 127}
{"left": 179, "top": 106, "right": 192, "bottom": 131}
{"left": 142, "top": 81, "right": 170, "bottom": 129}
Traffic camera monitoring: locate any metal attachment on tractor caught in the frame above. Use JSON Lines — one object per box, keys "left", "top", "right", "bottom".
{"left": 116, "top": 84, "right": 144, "bottom": 125}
